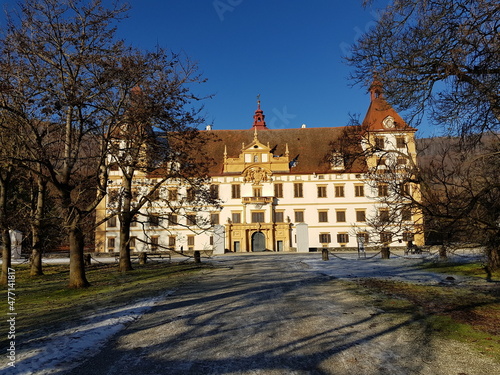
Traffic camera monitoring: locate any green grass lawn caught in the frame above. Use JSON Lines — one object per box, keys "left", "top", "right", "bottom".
{"left": 1, "top": 261, "right": 212, "bottom": 349}
{"left": 355, "top": 261, "right": 500, "bottom": 362}
{"left": 418, "top": 260, "right": 500, "bottom": 280}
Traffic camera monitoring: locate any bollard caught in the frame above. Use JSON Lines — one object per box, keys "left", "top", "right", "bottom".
{"left": 84, "top": 254, "right": 91, "bottom": 266}
{"left": 194, "top": 250, "right": 201, "bottom": 263}
{"left": 322, "top": 248, "right": 329, "bottom": 261}
{"left": 138, "top": 252, "right": 147, "bottom": 265}
{"left": 381, "top": 247, "right": 390, "bottom": 259}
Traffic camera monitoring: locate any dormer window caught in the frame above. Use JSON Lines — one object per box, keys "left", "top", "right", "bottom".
{"left": 331, "top": 152, "right": 344, "bottom": 170}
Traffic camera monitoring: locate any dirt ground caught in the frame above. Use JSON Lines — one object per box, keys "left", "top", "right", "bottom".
{"left": 66, "top": 254, "right": 499, "bottom": 375}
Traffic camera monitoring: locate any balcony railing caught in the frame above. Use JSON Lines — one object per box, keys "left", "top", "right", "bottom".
{"left": 242, "top": 196, "right": 273, "bottom": 204}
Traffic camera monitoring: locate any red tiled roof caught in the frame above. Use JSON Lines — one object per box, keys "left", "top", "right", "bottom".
{"left": 202, "top": 127, "right": 367, "bottom": 175}
{"left": 362, "top": 80, "right": 416, "bottom": 132}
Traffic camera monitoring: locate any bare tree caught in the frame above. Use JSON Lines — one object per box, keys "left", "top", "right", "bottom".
{"left": 104, "top": 61, "right": 217, "bottom": 272}
{"left": 351, "top": 0, "right": 500, "bottom": 134}
{"left": 0, "top": 0, "right": 136, "bottom": 287}
{"left": 349, "top": 0, "right": 500, "bottom": 269}
{"left": 415, "top": 136, "right": 500, "bottom": 267}
{"left": 327, "top": 120, "right": 422, "bottom": 255}
{"left": 0, "top": 124, "right": 15, "bottom": 285}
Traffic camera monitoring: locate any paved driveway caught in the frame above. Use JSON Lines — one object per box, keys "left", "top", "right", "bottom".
{"left": 68, "top": 254, "right": 498, "bottom": 375}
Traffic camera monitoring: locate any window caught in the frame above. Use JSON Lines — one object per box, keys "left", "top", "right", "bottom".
{"left": 150, "top": 189, "right": 160, "bottom": 201}
{"left": 109, "top": 163, "right": 119, "bottom": 171}
{"left": 187, "top": 214, "right": 197, "bottom": 226}
{"left": 331, "top": 153, "right": 344, "bottom": 170}
{"left": 187, "top": 235, "right": 195, "bottom": 247}
{"left": 107, "top": 237, "right": 115, "bottom": 249}
{"left": 337, "top": 233, "right": 349, "bottom": 244}
{"left": 397, "top": 157, "right": 407, "bottom": 166}
{"left": 151, "top": 236, "right": 159, "bottom": 252}
{"left": 401, "top": 207, "right": 412, "bottom": 221}
{"left": 318, "top": 211, "right": 328, "bottom": 223}
{"left": 403, "top": 232, "right": 414, "bottom": 242}
{"left": 377, "top": 157, "right": 387, "bottom": 166}
{"left": 294, "top": 183, "right": 303, "bottom": 198}
{"left": 379, "top": 209, "right": 390, "bottom": 222}
{"left": 168, "top": 213, "right": 178, "bottom": 225}
{"left": 317, "top": 186, "right": 327, "bottom": 198}
{"left": 335, "top": 185, "right": 345, "bottom": 197}
{"left": 355, "top": 185, "right": 364, "bottom": 197}
{"left": 210, "top": 213, "right": 220, "bottom": 225}
{"left": 336, "top": 210, "right": 346, "bottom": 222}
{"left": 168, "top": 236, "right": 176, "bottom": 247}
{"left": 251, "top": 211, "right": 265, "bottom": 223}
{"left": 357, "top": 232, "right": 369, "bottom": 244}
{"left": 108, "top": 216, "right": 117, "bottom": 228}
{"left": 186, "top": 188, "right": 196, "bottom": 202}
{"left": 130, "top": 215, "right": 137, "bottom": 227}
{"left": 149, "top": 214, "right": 159, "bottom": 227}
{"left": 129, "top": 237, "right": 136, "bottom": 249}
{"left": 231, "top": 212, "right": 241, "bottom": 224}
{"left": 253, "top": 187, "right": 262, "bottom": 197}
{"left": 168, "top": 188, "right": 178, "bottom": 201}
{"left": 274, "top": 211, "right": 284, "bottom": 223}
{"left": 274, "top": 183, "right": 283, "bottom": 198}
{"left": 375, "top": 137, "right": 385, "bottom": 149}
{"left": 356, "top": 210, "right": 366, "bottom": 222}
{"left": 210, "top": 185, "right": 219, "bottom": 199}
{"left": 294, "top": 211, "right": 304, "bottom": 223}
{"left": 400, "top": 183, "right": 411, "bottom": 195}
{"left": 396, "top": 137, "right": 406, "bottom": 149}
{"left": 231, "top": 184, "right": 241, "bottom": 199}
{"left": 319, "top": 233, "right": 331, "bottom": 244}
{"left": 380, "top": 232, "right": 392, "bottom": 244}
{"left": 378, "top": 183, "right": 389, "bottom": 197}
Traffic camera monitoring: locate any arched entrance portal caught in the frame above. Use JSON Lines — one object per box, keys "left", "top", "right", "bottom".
{"left": 251, "top": 231, "right": 266, "bottom": 252}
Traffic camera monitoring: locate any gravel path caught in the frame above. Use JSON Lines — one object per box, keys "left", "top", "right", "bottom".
{"left": 67, "top": 254, "right": 499, "bottom": 375}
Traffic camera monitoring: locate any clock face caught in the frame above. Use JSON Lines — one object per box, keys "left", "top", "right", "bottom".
{"left": 383, "top": 116, "right": 395, "bottom": 128}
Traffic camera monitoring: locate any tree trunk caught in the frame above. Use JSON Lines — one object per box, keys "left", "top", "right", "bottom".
{"left": 68, "top": 224, "right": 90, "bottom": 288}
{"left": 118, "top": 176, "right": 133, "bottom": 272}
{"left": 30, "top": 178, "right": 46, "bottom": 276}
{"left": 0, "top": 228, "right": 11, "bottom": 286}
{"left": 194, "top": 250, "right": 201, "bottom": 263}
{"left": 487, "top": 246, "right": 500, "bottom": 271}
{"left": 0, "top": 176, "right": 11, "bottom": 285}
{"left": 381, "top": 246, "right": 391, "bottom": 259}
{"left": 119, "top": 218, "right": 133, "bottom": 272}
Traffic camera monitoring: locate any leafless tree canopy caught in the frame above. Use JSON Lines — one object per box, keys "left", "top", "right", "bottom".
{"left": 0, "top": 0, "right": 214, "bottom": 285}
{"left": 350, "top": 0, "right": 500, "bottom": 137}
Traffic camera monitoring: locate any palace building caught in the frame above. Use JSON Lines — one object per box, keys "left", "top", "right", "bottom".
{"left": 95, "top": 84, "right": 423, "bottom": 254}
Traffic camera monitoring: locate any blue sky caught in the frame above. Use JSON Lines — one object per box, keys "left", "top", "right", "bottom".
{"left": 0, "top": 0, "right": 434, "bottom": 136}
